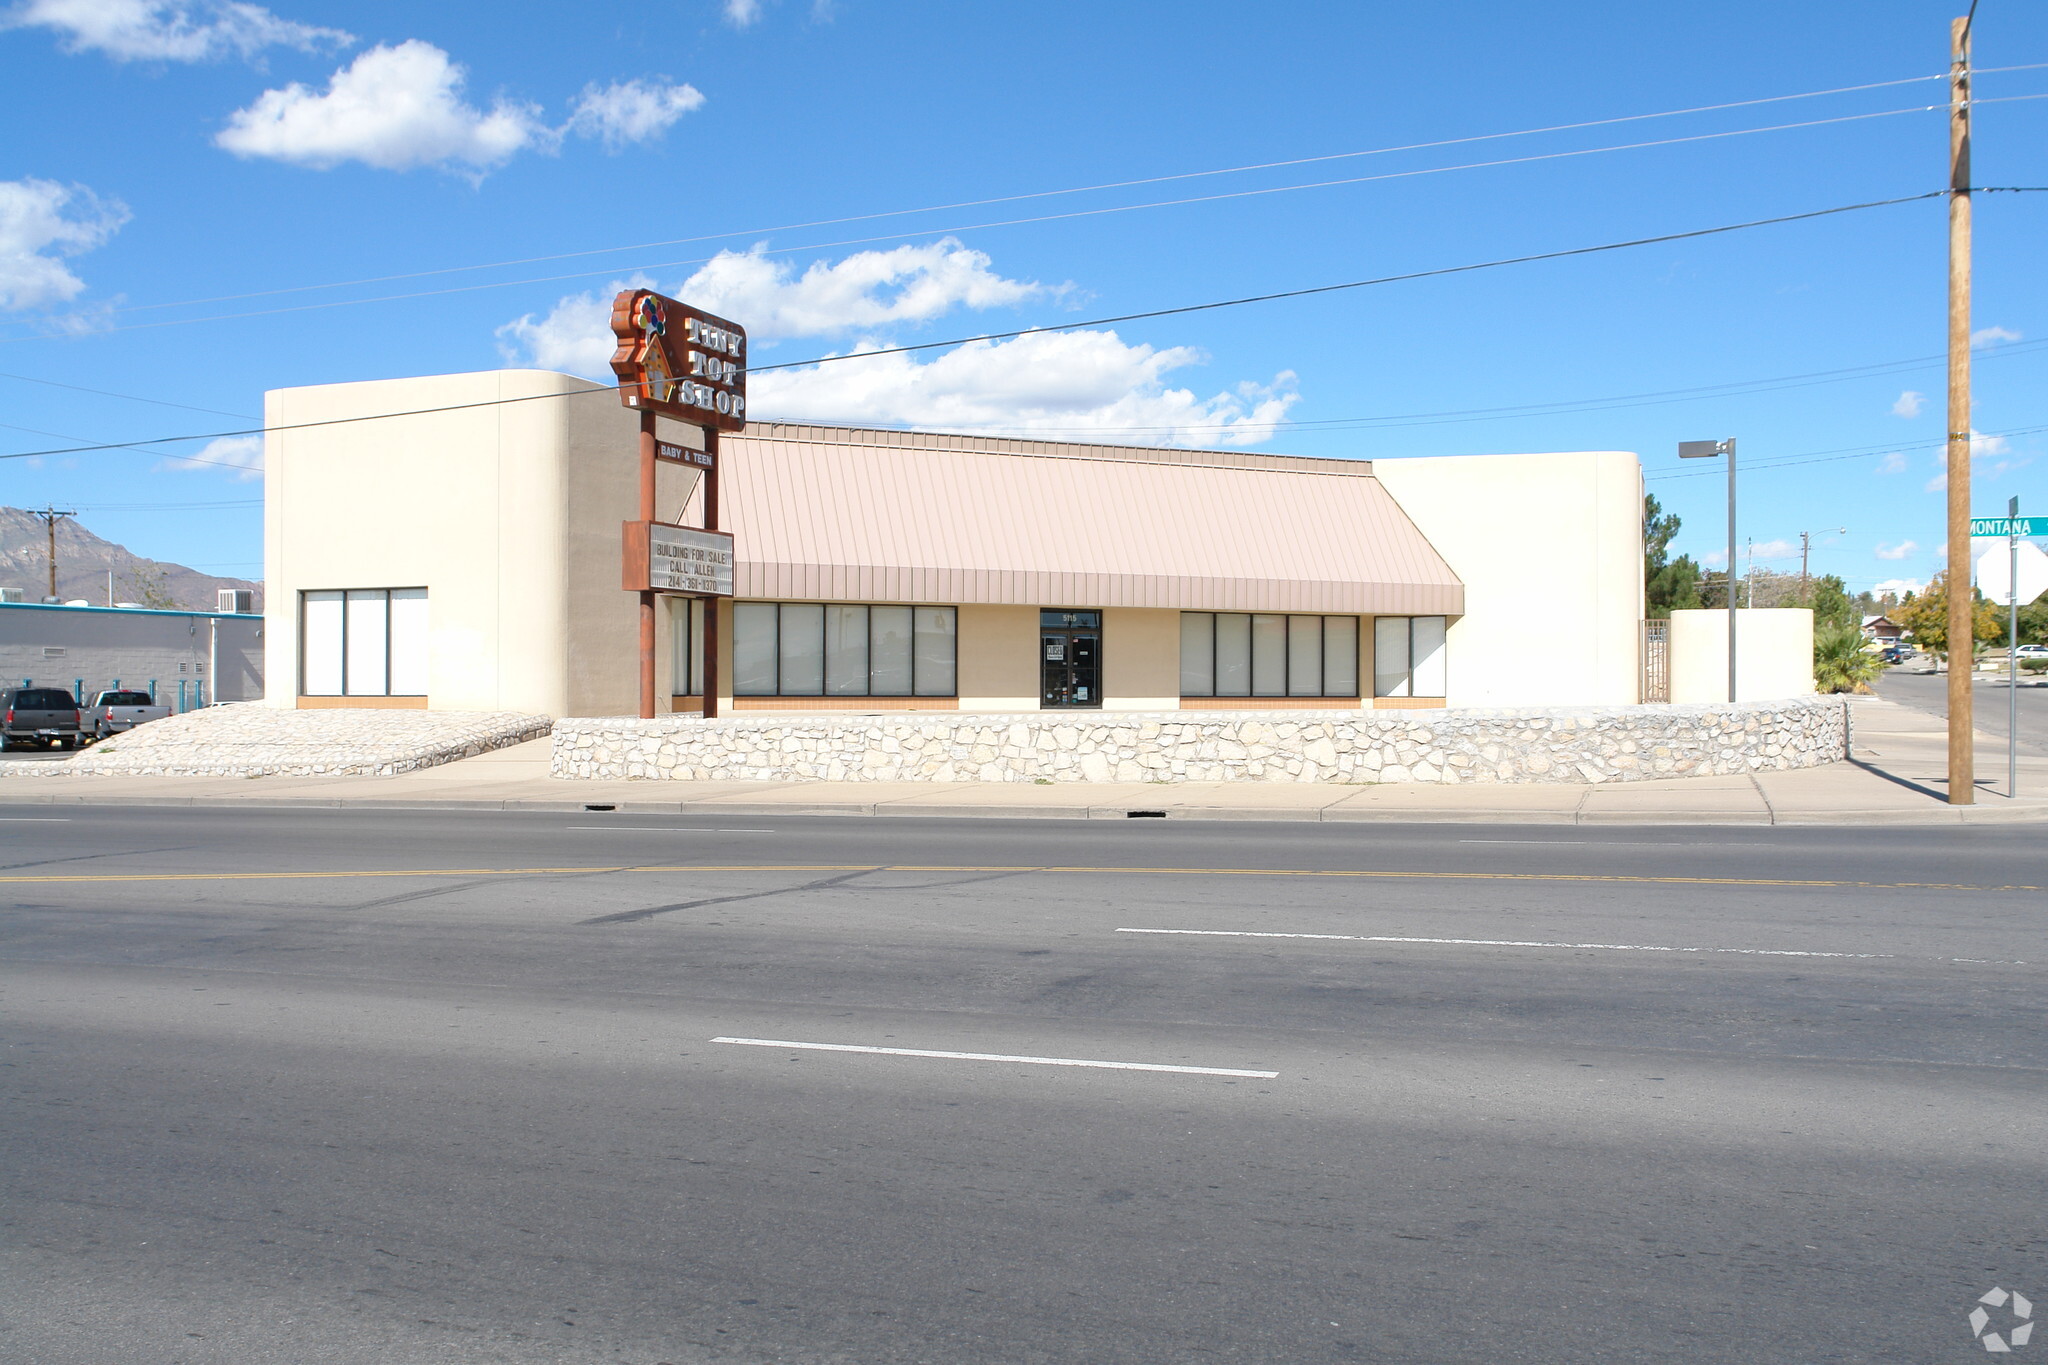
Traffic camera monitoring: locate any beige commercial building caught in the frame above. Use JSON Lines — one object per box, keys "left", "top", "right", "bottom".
{"left": 263, "top": 368, "right": 1650, "bottom": 718}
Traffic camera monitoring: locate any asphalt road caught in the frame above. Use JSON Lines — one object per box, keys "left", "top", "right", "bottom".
{"left": 3, "top": 808, "right": 2042, "bottom": 1364}
{"left": 1874, "top": 666, "right": 2048, "bottom": 756}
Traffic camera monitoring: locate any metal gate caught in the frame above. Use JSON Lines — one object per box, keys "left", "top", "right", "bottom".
{"left": 1641, "top": 619, "right": 1670, "bottom": 703}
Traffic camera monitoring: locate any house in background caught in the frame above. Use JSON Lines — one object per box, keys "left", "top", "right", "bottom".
{"left": 0, "top": 594, "right": 263, "bottom": 709}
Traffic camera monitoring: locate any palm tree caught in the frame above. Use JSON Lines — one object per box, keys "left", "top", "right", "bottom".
{"left": 1813, "top": 619, "right": 1882, "bottom": 694}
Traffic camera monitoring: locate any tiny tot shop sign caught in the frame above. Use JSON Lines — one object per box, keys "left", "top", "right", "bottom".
{"left": 609, "top": 288, "right": 747, "bottom": 718}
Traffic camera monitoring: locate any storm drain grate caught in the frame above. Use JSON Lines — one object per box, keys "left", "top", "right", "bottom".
{"left": 1125, "top": 810, "right": 1168, "bottom": 819}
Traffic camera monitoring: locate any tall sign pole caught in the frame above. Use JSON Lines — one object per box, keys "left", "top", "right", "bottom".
{"left": 1945, "top": 11, "right": 1975, "bottom": 804}
{"left": 638, "top": 411, "right": 659, "bottom": 719}
{"left": 609, "top": 290, "right": 747, "bottom": 723}
{"left": 703, "top": 428, "right": 721, "bottom": 720}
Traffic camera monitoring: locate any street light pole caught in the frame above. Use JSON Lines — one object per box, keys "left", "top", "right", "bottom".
{"left": 1679, "top": 438, "right": 1738, "bottom": 702}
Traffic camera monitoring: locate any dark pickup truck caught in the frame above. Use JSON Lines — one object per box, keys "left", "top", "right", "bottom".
{"left": 1, "top": 686, "right": 85, "bottom": 751}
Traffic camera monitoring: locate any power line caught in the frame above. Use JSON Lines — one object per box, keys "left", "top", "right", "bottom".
{"left": 76, "top": 69, "right": 1974, "bottom": 320}
{"left": 5, "top": 99, "right": 2009, "bottom": 345}
{"left": 0, "top": 369, "right": 253, "bottom": 419}
{"left": 784, "top": 337, "right": 2048, "bottom": 440}
{"left": 1646, "top": 423, "right": 2048, "bottom": 481}
{"left": 0, "top": 191, "right": 1950, "bottom": 461}
{"left": 747, "top": 192, "right": 1946, "bottom": 373}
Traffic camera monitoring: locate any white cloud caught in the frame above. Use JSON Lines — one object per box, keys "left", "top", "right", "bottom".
{"left": 748, "top": 331, "right": 1299, "bottom": 447}
{"left": 1923, "top": 429, "right": 2026, "bottom": 492}
{"left": 497, "top": 242, "right": 1296, "bottom": 448}
{"left": 723, "top": 0, "right": 764, "bottom": 26}
{"left": 1877, "top": 451, "right": 1907, "bottom": 475}
{"left": 680, "top": 240, "right": 1050, "bottom": 341}
{"left": 1891, "top": 389, "right": 1924, "bottom": 418}
{"left": 1872, "top": 577, "right": 1924, "bottom": 600}
{"left": 162, "top": 434, "right": 262, "bottom": 480}
{"left": 496, "top": 272, "right": 653, "bottom": 375}
{"left": 5, "top": 0, "right": 350, "bottom": 62}
{"left": 1874, "top": 540, "right": 1917, "bottom": 561}
{"left": 566, "top": 79, "right": 705, "bottom": 149}
{"left": 0, "top": 178, "right": 129, "bottom": 311}
{"left": 499, "top": 240, "right": 1052, "bottom": 369}
{"left": 216, "top": 40, "right": 549, "bottom": 172}
{"left": 1743, "top": 538, "right": 1799, "bottom": 563}
{"left": 1971, "top": 325, "right": 2021, "bottom": 349}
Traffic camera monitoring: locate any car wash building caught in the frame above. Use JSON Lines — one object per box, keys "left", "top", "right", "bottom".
{"left": 260, "top": 367, "right": 1649, "bottom": 720}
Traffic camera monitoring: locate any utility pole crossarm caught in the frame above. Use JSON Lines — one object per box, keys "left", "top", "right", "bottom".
{"left": 29, "top": 506, "right": 78, "bottom": 600}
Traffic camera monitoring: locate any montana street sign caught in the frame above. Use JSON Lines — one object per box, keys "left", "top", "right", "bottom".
{"left": 1970, "top": 516, "right": 2048, "bottom": 538}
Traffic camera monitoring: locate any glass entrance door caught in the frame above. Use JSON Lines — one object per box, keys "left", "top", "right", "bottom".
{"left": 1040, "top": 609, "right": 1101, "bottom": 708}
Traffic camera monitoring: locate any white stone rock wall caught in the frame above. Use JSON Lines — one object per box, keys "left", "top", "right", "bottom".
{"left": 550, "top": 699, "right": 1846, "bottom": 785}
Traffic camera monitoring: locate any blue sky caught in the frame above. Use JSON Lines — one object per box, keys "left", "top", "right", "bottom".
{"left": 1, "top": 0, "right": 2044, "bottom": 597}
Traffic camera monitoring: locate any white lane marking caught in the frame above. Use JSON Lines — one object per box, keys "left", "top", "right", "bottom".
{"left": 1456, "top": 839, "right": 1738, "bottom": 848}
{"left": 565, "top": 827, "right": 775, "bottom": 833}
{"left": 1116, "top": 927, "right": 1891, "bottom": 959}
{"left": 0, "top": 817, "right": 71, "bottom": 822}
{"left": 711, "top": 1036, "right": 1278, "bottom": 1078}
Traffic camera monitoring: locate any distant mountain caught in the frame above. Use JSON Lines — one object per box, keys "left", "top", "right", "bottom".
{"left": 0, "top": 507, "right": 262, "bottom": 612}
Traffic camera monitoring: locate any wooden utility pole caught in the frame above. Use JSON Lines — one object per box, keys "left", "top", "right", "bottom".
{"left": 29, "top": 506, "right": 76, "bottom": 599}
{"left": 1945, "top": 12, "right": 1974, "bottom": 804}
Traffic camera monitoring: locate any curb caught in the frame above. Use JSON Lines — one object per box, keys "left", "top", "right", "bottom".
{"left": 1, "top": 789, "right": 2043, "bottom": 826}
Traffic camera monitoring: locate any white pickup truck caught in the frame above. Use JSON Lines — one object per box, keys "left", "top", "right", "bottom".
{"left": 85, "top": 690, "right": 172, "bottom": 741}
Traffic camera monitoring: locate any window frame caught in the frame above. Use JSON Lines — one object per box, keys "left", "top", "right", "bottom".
{"left": 299, "top": 587, "right": 428, "bottom": 697}
{"left": 1371, "top": 614, "right": 1450, "bottom": 699}
{"left": 731, "top": 601, "right": 959, "bottom": 698}
{"left": 1178, "top": 612, "right": 1363, "bottom": 699}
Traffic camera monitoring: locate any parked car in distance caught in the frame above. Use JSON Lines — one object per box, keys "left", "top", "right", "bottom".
{"left": 2014, "top": 643, "right": 2048, "bottom": 659}
{"left": 0, "top": 686, "right": 84, "bottom": 751}
{"left": 85, "top": 689, "right": 171, "bottom": 740}
{"left": 1878, "top": 645, "right": 1915, "bottom": 665}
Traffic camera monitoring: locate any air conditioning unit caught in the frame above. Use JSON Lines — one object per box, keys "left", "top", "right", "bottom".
{"left": 217, "top": 589, "right": 255, "bottom": 614}
{"left": 0, "top": 588, "right": 22, "bottom": 603}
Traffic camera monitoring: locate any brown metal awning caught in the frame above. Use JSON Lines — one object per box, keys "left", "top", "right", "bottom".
{"left": 702, "top": 423, "right": 1463, "bottom": 615}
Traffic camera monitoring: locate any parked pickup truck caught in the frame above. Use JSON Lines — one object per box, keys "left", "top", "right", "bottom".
{"left": 85, "top": 689, "right": 171, "bottom": 741}
{"left": 1, "top": 686, "right": 85, "bottom": 751}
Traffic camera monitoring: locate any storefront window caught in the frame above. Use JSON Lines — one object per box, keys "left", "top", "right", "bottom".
{"left": 668, "top": 598, "right": 706, "bottom": 695}
{"left": 301, "top": 588, "right": 427, "bottom": 696}
{"left": 1372, "top": 615, "right": 1447, "bottom": 698}
{"left": 733, "top": 602, "right": 958, "bottom": 696}
{"left": 1179, "top": 613, "right": 1359, "bottom": 697}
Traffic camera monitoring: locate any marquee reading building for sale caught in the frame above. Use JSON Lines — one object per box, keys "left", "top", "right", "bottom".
{"left": 261, "top": 366, "right": 1653, "bottom": 720}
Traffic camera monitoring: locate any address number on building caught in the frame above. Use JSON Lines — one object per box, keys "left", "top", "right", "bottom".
{"left": 622, "top": 521, "right": 734, "bottom": 596}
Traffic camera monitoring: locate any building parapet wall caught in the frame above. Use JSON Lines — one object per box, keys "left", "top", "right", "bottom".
{"left": 552, "top": 697, "right": 1845, "bottom": 785}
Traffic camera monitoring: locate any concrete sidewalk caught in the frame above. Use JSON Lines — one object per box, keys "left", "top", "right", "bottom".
{"left": 2, "top": 696, "right": 2043, "bottom": 825}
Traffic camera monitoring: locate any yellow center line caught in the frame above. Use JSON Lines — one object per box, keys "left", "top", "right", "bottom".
{"left": 0, "top": 864, "right": 2036, "bottom": 893}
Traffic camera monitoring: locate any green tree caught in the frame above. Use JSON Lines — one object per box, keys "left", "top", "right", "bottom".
{"left": 1890, "top": 572, "right": 2003, "bottom": 660}
{"left": 1813, "top": 618, "right": 1882, "bottom": 693}
{"left": 1806, "top": 574, "right": 1856, "bottom": 632}
{"left": 1642, "top": 496, "right": 1701, "bottom": 617}
{"left": 2019, "top": 596, "right": 2048, "bottom": 646}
